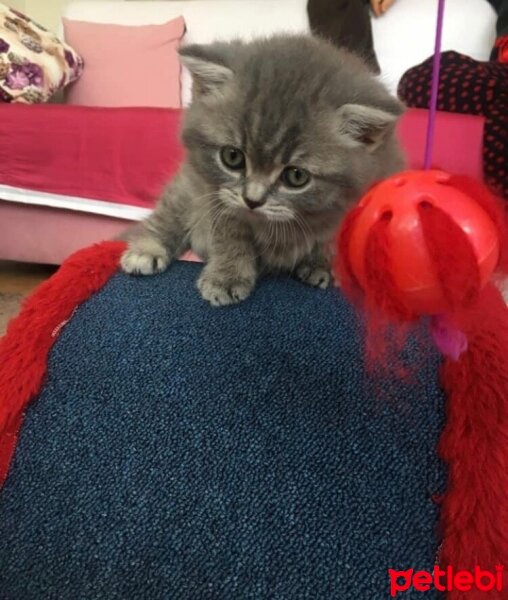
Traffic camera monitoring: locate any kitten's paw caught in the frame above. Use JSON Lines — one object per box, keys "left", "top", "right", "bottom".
{"left": 296, "top": 265, "right": 331, "bottom": 289}
{"left": 197, "top": 272, "right": 254, "bottom": 306}
{"left": 121, "top": 239, "right": 169, "bottom": 276}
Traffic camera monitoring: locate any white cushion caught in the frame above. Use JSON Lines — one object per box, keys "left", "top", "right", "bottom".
{"left": 63, "top": 0, "right": 497, "bottom": 102}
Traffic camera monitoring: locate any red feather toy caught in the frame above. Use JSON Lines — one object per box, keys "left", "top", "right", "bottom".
{"left": 334, "top": 1, "right": 508, "bottom": 596}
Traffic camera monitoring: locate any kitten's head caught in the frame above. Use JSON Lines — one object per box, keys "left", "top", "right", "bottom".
{"left": 180, "top": 35, "right": 404, "bottom": 224}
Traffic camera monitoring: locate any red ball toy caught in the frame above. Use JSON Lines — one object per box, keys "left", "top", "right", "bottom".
{"left": 339, "top": 170, "right": 501, "bottom": 315}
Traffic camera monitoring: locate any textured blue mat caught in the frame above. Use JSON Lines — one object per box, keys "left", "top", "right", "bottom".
{"left": 0, "top": 262, "right": 445, "bottom": 599}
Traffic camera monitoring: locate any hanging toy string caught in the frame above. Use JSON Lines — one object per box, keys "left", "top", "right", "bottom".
{"left": 423, "top": 0, "right": 446, "bottom": 169}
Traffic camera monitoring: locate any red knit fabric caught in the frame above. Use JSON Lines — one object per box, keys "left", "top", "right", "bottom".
{"left": 0, "top": 240, "right": 125, "bottom": 487}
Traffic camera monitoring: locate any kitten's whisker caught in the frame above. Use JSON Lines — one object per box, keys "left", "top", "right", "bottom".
{"left": 252, "top": 221, "right": 270, "bottom": 260}
{"left": 189, "top": 197, "right": 224, "bottom": 239}
{"left": 210, "top": 205, "right": 234, "bottom": 240}
{"left": 183, "top": 195, "right": 222, "bottom": 251}
{"left": 289, "top": 222, "right": 300, "bottom": 274}
{"left": 272, "top": 221, "right": 279, "bottom": 259}
{"left": 208, "top": 206, "right": 226, "bottom": 237}
{"left": 267, "top": 222, "right": 276, "bottom": 260}
{"left": 256, "top": 221, "right": 275, "bottom": 261}
{"left": 282, "top": 221, "right": 297, "bottom": 273}
{"left": 294, "top": 213, "right": 313, "bottom": 256}
{"left": 190, "top": 200, "right": 222, "bottom": 238}
{"left": 281, "top": 221, "right": 288, "bottom": 258}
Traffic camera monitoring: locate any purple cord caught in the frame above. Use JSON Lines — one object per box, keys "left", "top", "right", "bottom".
{"left": 423, "top": 0, "right": 446, "bottom": 169}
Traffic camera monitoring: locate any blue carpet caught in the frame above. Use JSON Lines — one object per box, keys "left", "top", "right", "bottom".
{"left": 0, "top": 262, "right": 445, "bottom": 599}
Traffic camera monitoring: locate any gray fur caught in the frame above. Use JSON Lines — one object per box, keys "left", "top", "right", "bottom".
{"left": 121, "top": 34, "right": 405, "bottom": 306}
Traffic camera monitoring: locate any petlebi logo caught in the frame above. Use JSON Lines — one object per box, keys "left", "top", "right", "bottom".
{"left": 388, "top": 565, "right": 504, "bottom": 597}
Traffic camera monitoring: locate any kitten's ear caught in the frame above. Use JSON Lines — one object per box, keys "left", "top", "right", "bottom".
{"left": 336, "top": 102, "right": 402, "bottom": 151}
{"left": 179, "top": 44, "right": 234, "bottom": 98}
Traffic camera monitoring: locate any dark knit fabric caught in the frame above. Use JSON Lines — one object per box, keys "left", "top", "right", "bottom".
{"left": 0, "top": 262, "right": 445, "bottom": 599}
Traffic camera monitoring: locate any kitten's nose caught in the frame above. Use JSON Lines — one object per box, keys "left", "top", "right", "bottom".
{"left": 244, "top": 197, "right": 265, "bottom": 210}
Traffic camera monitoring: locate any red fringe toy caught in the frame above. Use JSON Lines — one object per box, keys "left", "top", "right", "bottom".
{"left": 335, "top": 170, "right": 508, "bottom": 599}
{"left": 0, "top": 241, "right": 125, "bottom": 487}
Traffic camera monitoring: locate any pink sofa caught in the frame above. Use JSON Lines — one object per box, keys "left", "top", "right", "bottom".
{"left": 0, "top": 0, "right": 495, "bottom": 266}
{"left": 0, "top": 104, "right": 485, "bottom": 265}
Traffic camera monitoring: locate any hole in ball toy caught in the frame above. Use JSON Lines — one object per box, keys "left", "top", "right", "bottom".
{"left": 380, "top": 210, "right": 393, "bottom": 221}
{"left": 419, "top": 200, "right": 433, "bottom": 210}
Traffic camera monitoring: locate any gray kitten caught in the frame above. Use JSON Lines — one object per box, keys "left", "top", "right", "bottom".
{"left": 121, "top": 34, "right": 405, "bottom": 306}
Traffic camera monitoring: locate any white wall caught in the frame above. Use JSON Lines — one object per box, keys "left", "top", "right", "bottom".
{"left": 7, "top": 0, "right": 26, "bottom": 12}
{"left": 12, "top": 0, "right": 124, "bottom": 32}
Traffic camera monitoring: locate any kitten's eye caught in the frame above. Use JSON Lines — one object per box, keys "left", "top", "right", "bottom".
{"left": 220, "top": 146, "right": 246, "bottom": 170}
{"left": 281, "top": 167, "right": 310, "bottom": 189}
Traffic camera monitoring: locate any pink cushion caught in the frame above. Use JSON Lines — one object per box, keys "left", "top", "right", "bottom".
{"left": 63, "top": 16, "right": 185, "bottom": 108}
{"left": 397, "top": 108, "right": 484, "bottom": 180}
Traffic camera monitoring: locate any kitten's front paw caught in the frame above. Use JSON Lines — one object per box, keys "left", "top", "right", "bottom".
{"left": 197, "top": 272, "right": 255, "bottom": 307}
{"left": 121, "top": 239, "right": 169, "bottom": 276}
{"left": 296, "top": 264, "right": 331, "bottom": 289}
